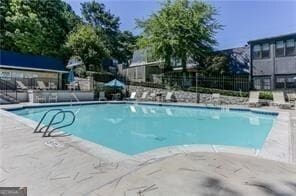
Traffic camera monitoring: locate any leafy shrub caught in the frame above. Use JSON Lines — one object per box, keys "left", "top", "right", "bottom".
{"left": 259, "top": 91, "right": 273, "bottom": 100}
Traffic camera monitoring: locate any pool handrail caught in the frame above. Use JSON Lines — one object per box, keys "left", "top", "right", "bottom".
{"left": 33, "top": 109, "right": 63, "bottom": 133}
{"left": 43, "top": 110, "right": 75, "bottom": 137}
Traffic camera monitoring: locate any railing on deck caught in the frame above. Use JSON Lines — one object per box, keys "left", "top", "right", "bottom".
{"left": 0, "top": 77, "right": 59, "bottom": 90}
{"left": 0, "top": 77, "right": 18, "bottom": 101}
{"left": 124, "top": 74, "right": 250, "bottom": 92}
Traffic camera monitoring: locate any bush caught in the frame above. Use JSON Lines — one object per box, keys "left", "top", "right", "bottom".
{"left": 259, "top": 91, "right": 273, "bottom": 100}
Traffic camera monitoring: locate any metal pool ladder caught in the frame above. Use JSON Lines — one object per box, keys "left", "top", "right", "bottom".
{"left": 33, "top": 109, "right": 76, "bottom": 137}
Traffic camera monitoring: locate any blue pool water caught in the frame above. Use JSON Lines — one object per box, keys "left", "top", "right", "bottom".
{"left": 11, "top": 103, "right": 277, "bottom": 155}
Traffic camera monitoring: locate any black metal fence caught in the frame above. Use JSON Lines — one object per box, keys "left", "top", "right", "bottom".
{"left": 0, "top": 77, "right": 59, "bottom": 90}
{"left": 125, "top": 74, "right": 250, "bottom": 92}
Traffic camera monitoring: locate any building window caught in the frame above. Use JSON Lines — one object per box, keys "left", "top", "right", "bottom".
{"left": 276, "top": 41, "right": 285, "bottom": 57}
{"left": 263, "top": 78, "right": 271, "bottom": 90}
{"left": 276, "top": 77, "right": 285, "bottom": 88}
{"left": 253, "top": 45, "right": 261, "bottom": 59}
{"left": 261, "top": 43, "right": 270, "bottom": 58}
{"left": 253, "top": 78, "right": 261, "bottom": 90}
{"left": 286, "top": 39, "right": 296, "bottom": 56}
{"left": 286, "top": 76, "right": 296, "bottom": 88}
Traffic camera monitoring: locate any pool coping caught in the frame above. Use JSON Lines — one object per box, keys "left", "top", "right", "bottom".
{"left": 0, "top": 101, "right": 293, "bottom": 164}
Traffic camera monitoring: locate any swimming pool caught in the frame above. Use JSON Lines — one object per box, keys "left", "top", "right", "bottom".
{"left": 10, "top": 103, "right": 277, "bottom": 155}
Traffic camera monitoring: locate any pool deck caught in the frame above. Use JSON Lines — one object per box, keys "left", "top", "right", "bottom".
{"left": 0, "top": 101, "right": 296, "bottom": 195}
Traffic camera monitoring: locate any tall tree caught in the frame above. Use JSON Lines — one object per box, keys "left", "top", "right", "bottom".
{"left": 115, "top": 31, "right": 138, "bottom": 65}
{"left": 204, "top": 54, "right": 229, "bottom": 75}
{"left": 0, "top": 0, "right": 80, "bottom": 58}
{"left": 65, "top": 24, "right": 109, "bottom": 71}
{"left": 81, "top": 1, "right": 119, "bottom": 33}
{"left": 137, "top": 0, "right": 221, "bottom": 71}
{"left": 81, "top": 1, "right": 136, "bottom": 65}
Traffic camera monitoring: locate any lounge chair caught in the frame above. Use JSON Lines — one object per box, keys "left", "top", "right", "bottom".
{"left": 287, "top": 93, "right": 296, "bottom": 102}
{"left": 248, "top": 91, "right": 260, "bottom": 107}
{"left": 165, "top": 92, "right": 175, "bottom": 102}
{"left": 272, "top": 91, "right": 292, "bottom": 109}
{"left": 16, "top": 81, "right": 28, "bottom": 90}
{"left": 287, "top": 93, "right": 296, "bottom": 109}
{"left": 48, "top": 82, "right": 57, "bottom": 90}
{"left": 48, "top": 93, "right": 58, "bottom": 102}
{"left": 37, "top": 81, "right": 49, "bottom": 90}
{"left": 125, "top": 92, "right": 136, "bottom": 101}
{"left": 140, "top": 92, "right": 148, "bottom": 101}
{"left": 99, "top": 91, "right": 107, "bottom": 101}
{"left": 150, "top": 92, "right": 156, "bottom": 101}
{"left": 211, "top": 93, "right": 221, "bottom": 105}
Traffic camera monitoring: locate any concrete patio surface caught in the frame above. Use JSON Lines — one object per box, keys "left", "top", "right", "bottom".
{"left": 1, "top": 110, "right": 296, "bottom": 196}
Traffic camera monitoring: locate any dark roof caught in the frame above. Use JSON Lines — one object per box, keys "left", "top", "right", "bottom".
{"left": 218, "top": 46, "right": 250, "bottom": 74}
{"left": 0, "top": 50, "right": 67, "bottom": 72}
{"left": 248, "top": 33, "right": 296, "bottom": 44}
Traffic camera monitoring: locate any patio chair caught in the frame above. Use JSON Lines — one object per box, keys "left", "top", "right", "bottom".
{"left": 287, "top": 93, "right": 296, "bottom": 102}
{"left": 248, "top": 91, "right": 260, "bottom": 107}
{"left": 211, "top": 93, "right": 221, "bottom": 105}
{"left": 165, "top": 91, "right": 175, "bottom": 102}
{"left": 48, "top": 93, "right": 58, "bottom": 102}
{"left": 36, "top": 95, "right": 46, "bottom": 103}
{"left": 140, "top": 91, "right": 148, "bottom": 101}
{"left": 287, "top": 93, "right": 296, "bottom": 109}
{"left": 99, "top": 91, "right": 107, "bottom": 101}
{"left": 48, "top": 82, "right": 57, "bottom": 90}
{"left": 125, "top": 92, "right": 136, "bottom": 101}
{"left": 150, "top": 92, "right": 156, "bottom": 101}
{"left": 272, "top": 91, "right": 292, "bottom": 109}
{"left": 37, "top": 81, "right": 49, "bottom": 90}
{"left": 16, "top": 81, "right": 28, "bottom": 90}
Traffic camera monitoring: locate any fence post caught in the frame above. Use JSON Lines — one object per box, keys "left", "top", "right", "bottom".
{"left": 195, "top": 73, "right": 199, "bottom": 103}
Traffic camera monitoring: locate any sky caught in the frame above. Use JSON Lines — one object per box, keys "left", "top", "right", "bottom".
{"left": 64, "top": 0, "right": 296, "bottom": 50}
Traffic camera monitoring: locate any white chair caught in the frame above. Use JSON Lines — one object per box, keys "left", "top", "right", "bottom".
{"left": 140, "top": 92, "right": 148, "bottom": 101}
{"left": 272, "top": 91, "right": 292, "bottom": 109}
{"left": 125, "top": 92, "right": 136, "bottom": 101}
{"left": 211, "top": 93, "right": 221, "bottom": 105}
{"left": 16, "top": 81, "right": 28, "bottom": 90}
{"left": 99, "top": 91, "right": 107, "bottom": 101}
{"left": 48, "top": 82, "right": 57, "bottom": 90}
{"left": 165, "top": 92, "right": 175, "bottom": 102}
{"left": 150, "top": 92, "right": 156, "bottom": 101}
{"left": 248, "top": 91, "right": 260, "bottom": 107}
{"left": 48, "top": 93, "right": 58, "bottom": 102}
{"left": 37, "top": 81, "right": 49, "bottom": 90}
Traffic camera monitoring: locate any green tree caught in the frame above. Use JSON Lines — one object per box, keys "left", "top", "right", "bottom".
{"left": 81, "top": 1, "right": 136, "bottom": 65}
{"left": 137, "top": 0, "right": 221, "bottom": 71}
{"left": 65, "top": 24, "right": 109, "bottom": 71}
{"left": 204, "top": 54, "right": 229, "bottom": 75}
{"left": 115, "top": 31, "right": 138, "bottom": 65}
{"left": 0, "top": 0, "right": 80, "bottom": 58}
